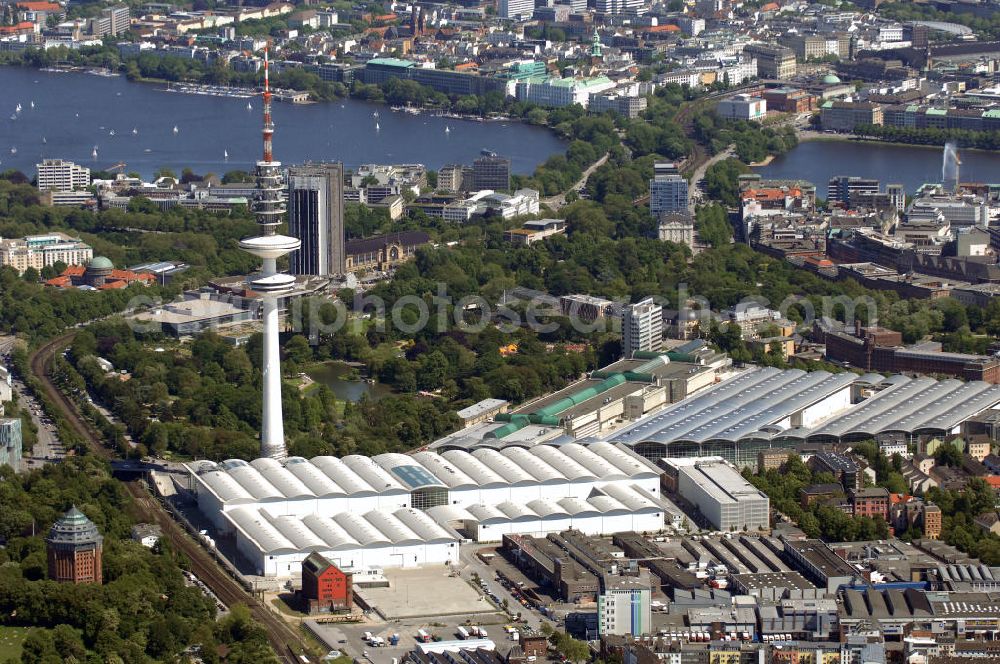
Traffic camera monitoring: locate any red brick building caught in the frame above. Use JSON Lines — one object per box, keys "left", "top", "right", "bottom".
{"left": 762, "top": 88, "right": 815, "bottom": 113}
{"left": 45, "top": 257, "right": 156, "bottom": 291}
{"left": 301, "top": 553, "right": 353, "bottom": 614}
{"left": 851, "top": 487, "right": 890, "bottom": 520}
{"left": 46, "top": 506, "right": 103, "bottom": 585}
{"left": 922, "top": 503, "right": 942, "bottom": 539}
{"left": 823, "top": 322, "right": 1000, "bottom": 383}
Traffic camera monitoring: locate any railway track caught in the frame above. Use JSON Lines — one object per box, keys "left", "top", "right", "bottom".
{"left": 28, "top": 333, "right": 310, "bottom": 664}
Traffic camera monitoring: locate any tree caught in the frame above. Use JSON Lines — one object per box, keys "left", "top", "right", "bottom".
{"left": 703, "top": 158, "right": 750, "bottom": 207}
{"left": 284, "top": 335, "right": 313, "bottom": 365}
{"left": 694, "top": 204, "right": 732, "bottom": 248}
{"left": 934, "top": 441, "right": 963, "bottom": 467}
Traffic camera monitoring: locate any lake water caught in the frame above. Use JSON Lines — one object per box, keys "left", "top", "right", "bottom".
{"left": 756, "top": 139, "right": 1000, "bottom": 198}
{"left": 0, "top": 66, "right": 566, "bottom": 179}
{"left": 306, "top": 361, "right": 390, "bottom": 402}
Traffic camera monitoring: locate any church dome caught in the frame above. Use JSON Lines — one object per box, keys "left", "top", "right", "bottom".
{"left": 822, "top": 73, "right": 842, "bottom": 85}
{"left": 88, "top": 256, "right": 114, "bottom": 270}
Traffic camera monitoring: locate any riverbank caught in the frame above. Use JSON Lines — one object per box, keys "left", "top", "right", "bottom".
{"left": 796, "top": 128, "right": 1000, "bottom": 155}
{"left": 1, "top": 66, "right": 568, "bottom": 178}
{"left": 755, "top": 138, "right": 1000, "bottom": 194}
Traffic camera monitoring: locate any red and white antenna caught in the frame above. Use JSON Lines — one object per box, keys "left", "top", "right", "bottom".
{"left": 262, "top": 44, "right": 274, "bottom": 163}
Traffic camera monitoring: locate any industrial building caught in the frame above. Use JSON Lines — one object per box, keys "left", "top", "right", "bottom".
{"left": 604, "top": 368, "right": 1000, "bottom": 467}
{"left": 660, "top": 457, "right": 770, "bottom": 531}
{"left": 188, "top": 442, "right": 667, "bottom": 577}
{"left": 598, "top": 570, "right": 653, "bottom": 636}
{"left": 783, "top": 538, "right": 858, "bottom": 592}
{"left": 300, "top": 552, "right": 353, "bottom": 614}
{"left": 501, "top": 533, "right": 600, "bottom": 602}
{"left": 427, "top": 482, "right": 665, "bottom": 543}
{"left": 224, "top": 505, "right": 460, "bottom": 577}
{"left": 432, "top": 347, "right": 729, "bottom": 449}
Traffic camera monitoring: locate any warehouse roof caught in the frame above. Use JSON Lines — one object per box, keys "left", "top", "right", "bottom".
{"left": 602, "top": 369, "right": 1000, "bottom": 447}
{"left": 225, "top": 506, "right": 458, "bottom": 556}
{"left": 190, "top": 444, "right": 661, "bottom": 506}
{"left": 809, "top": 376, "right": 1000, "bottom": 439}
{"left": 607, "top": 368, "right": 854, "bottom": 446}
{"left": 425, "top": 483, "right": 659, "bottom": 529}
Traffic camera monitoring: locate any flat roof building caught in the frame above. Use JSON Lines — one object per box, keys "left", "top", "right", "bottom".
{"left": 603, "top": 369, "right": 1000, "bottom": 468}
{"left": 783, "top": 538, "right": 857, "bottom": 592}
{"left": 661, "top": 457, "right": 770, "bottom": 532}
{"left": 36, "top": 159, "right": 90, "bottom": 192}
{"left": 599, "top": 570, "right": 653, "bottom": 636}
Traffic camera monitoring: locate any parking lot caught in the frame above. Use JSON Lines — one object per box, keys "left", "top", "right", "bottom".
{"left": 356, "top": 567, "right": 497, "bottom": 620}
{"left": 312, "top": 613, "right": 517, "bottom": 664}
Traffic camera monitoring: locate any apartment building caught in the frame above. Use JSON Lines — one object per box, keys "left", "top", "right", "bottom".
{"left": 36, "top": 159, "right": 90, "bottom": 192}
{"left": 0, "top": 233, "right": 94, "bottom": 274}
{"left": 744, "top": 44, "right": 797, "bottom": 79}
{"left": 622, "top": 297, "right": 663, "bottom": 357}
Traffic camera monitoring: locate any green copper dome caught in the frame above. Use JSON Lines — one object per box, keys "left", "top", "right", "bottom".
{"left": 822, "top": 73, "right": 842, "bottom": 84}
{"left": 46, "top": 506, "right": 103, "bottom": 547}
{"left": 88, "top": 256, "right": 114, "bottom": 270}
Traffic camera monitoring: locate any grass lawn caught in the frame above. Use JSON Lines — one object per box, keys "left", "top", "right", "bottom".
{"left": 0, "top": 625, "right": 33, "bottom": 661}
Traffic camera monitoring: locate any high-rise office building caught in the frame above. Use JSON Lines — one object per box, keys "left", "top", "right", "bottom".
{"left": 650, "top": 163, "right": 689, "bottom": 217}
{"left": 473, "top": 151, "right": 511, "bottom": 191}
{"left": 0, "top": 417, "right": 21, "bottom": 472}
{"left": 438, "top": 164, "right": 465, "bottom": 192}
{"left": 621, "top": 297, "right": 662, "bottom": 357}
{"left": 36, "top": 159, "right": 91, "bottom": 192}
{"left": 595, "top": 0, "right": 642, "bottom": 14}
{"left": 498, "top": 0, "right": 534, "bottom": 19}
{"left": 287, "top": 163, "right": 345, "bottom": 277}
{"left": 104, "top": 4, "right": 130, "bottom": 34}
{"left": 598, "top": 571, "right": 652, "bottom": 636}
{"left": 828, "top": 176, "right": 879, "bottom": 206}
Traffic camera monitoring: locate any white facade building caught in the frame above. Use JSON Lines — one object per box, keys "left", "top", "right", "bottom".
{"left": 0, "top": 365, "right": 12, "bottom": 404}
{"left": 663, "top": 457, "right": 769, "bottom": 531}
{"left": 595, "top": 0, "right": 643, "bottom": 14}
{"left": 0, "top": 233, "right": 93, "bottom": 274}
{"left": 498, "top": 0, "right": 533, "bottom": 19}
{"left": 716, "top": 94, "right": 767, "bottom": 121}
{"left": 226, "top": 506, "right": 460, "bottom": 577}
{"left": 189, "top": 442, "right": 666, "bottom": 577}
{"left": 622, "top": 297, "right": 663, "bottom": 357}
{"left": 516, "top": 76, "right": 617, "bottom": 109}
{"left": 427, "top": 482, "right": 665, "bottom": 543}
{"left": 36, "top": 159, "right": 91, "bottom": 192}
{"left": 658, "top": 215, "right": 695, "bottom": 249}
{"left": 599, "top": 572, "right": 653, "bottom": 636}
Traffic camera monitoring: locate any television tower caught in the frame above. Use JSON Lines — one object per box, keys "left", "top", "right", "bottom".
{"left": 240, "top": 45, "right": 300, "bottom": 460}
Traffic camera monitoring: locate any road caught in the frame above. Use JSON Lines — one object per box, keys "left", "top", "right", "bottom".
{"left": 15, "top": 378, "right": 66, "bottom": 469}
{"left": 27, "top": 333, "right": 314, "bottom": 664}
{"left": 687, "top": 146, "right": 734, "bottom": 213}
{"left": 457, "top": 545, "right": 548, "bottom": 633}
{"left": 0, "top": 334, "right": 66, "bottom": 470}
{"left": 541, "top": 152, "right": 610, "bottom": 210}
